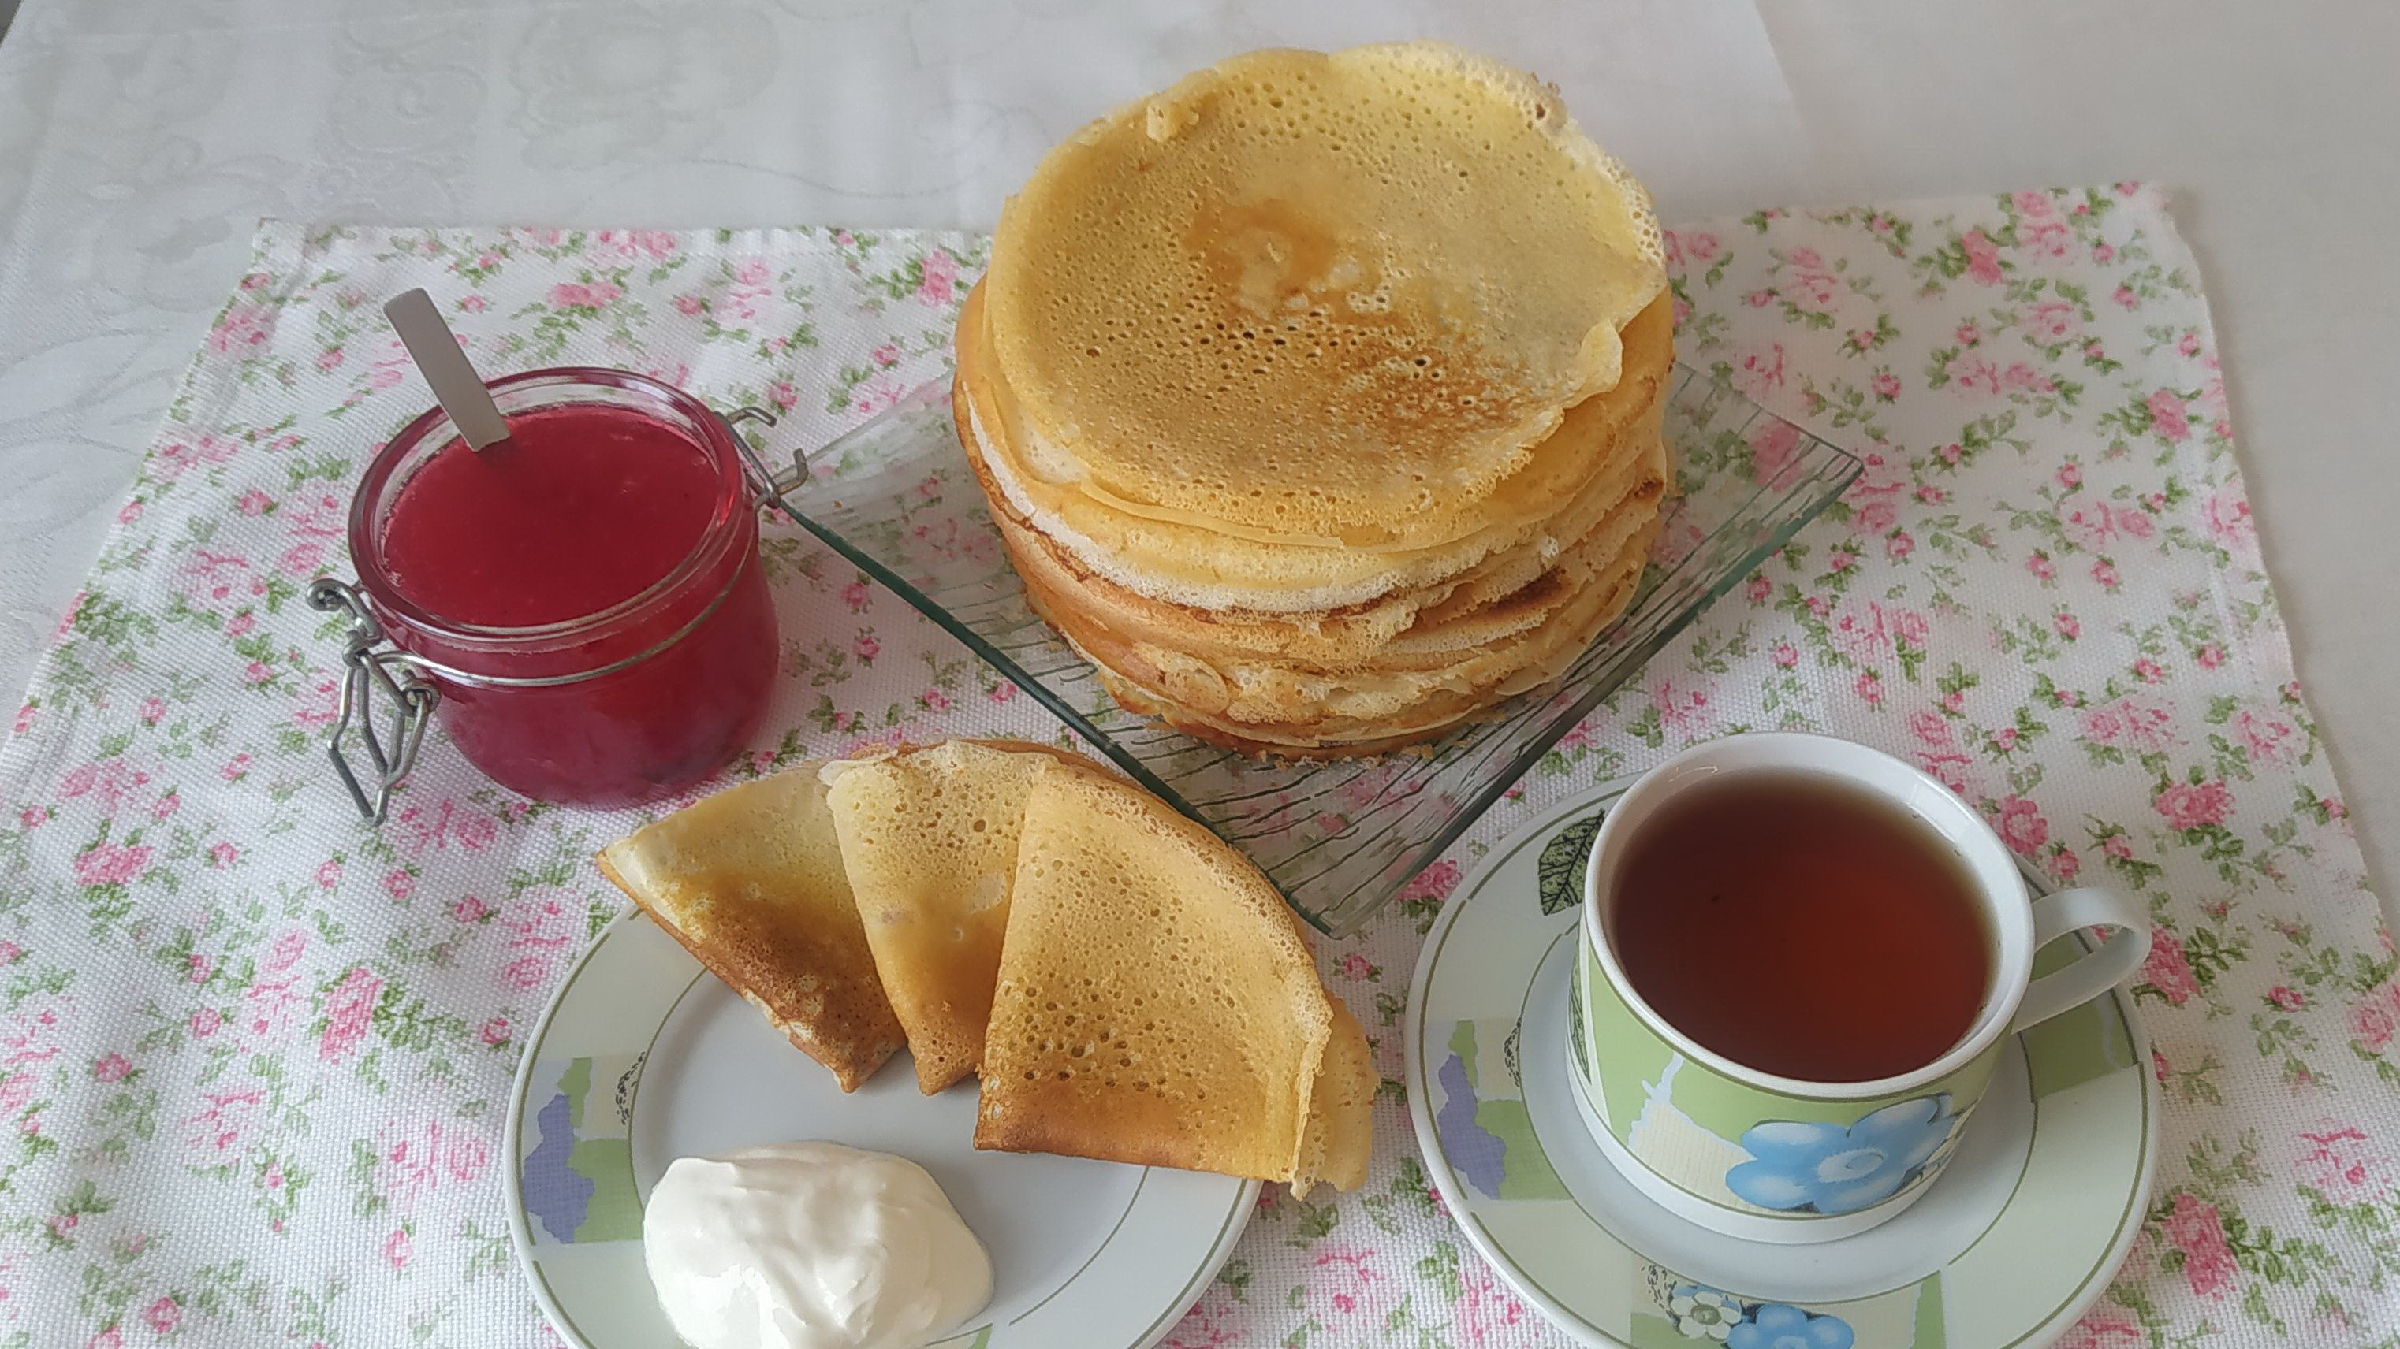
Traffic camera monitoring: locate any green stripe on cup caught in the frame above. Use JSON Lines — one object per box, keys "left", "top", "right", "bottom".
{"left": 2020, "top": 939, "right": 2138, "bottom": 1099}
{"left": 1572, "top": 944, "right": 1676, "bottom": 1135}
{"left": 1913, "top": 1274, "right": 1947, "bottom": 1347}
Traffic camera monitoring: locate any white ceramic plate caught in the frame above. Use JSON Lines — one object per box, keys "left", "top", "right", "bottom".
{"left": 506, "top": 910, "right": 1256, "bottom": 1349}
{"left": 1404, "top": 782, "right": 2158, "bottom": 1349}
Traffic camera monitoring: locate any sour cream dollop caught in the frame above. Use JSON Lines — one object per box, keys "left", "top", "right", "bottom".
{"left": 643, "top": 1142, "right": 993, "bottom": 1349}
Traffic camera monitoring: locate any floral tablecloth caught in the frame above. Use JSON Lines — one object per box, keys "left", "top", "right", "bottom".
{"left": 0, "top": 189, "right": 2391, "bottom": 1348}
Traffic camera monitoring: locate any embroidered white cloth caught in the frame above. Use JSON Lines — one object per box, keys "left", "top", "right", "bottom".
{"left": 0, "top": 194, "right": 2390, "bottom": 1347}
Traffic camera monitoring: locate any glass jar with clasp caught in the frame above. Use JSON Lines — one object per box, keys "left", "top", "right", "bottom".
{"left": 310, "top": 368, "right": 791, "bottom": 819}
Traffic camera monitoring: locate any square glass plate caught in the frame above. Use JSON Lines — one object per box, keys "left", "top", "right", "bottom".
{"left": 751, "top": 367, "right": 1858, "bottom": 935}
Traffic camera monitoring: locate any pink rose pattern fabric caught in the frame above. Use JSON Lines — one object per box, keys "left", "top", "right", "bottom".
{"left": 0, "top": 194, "right": 2391, "bottom": 1346}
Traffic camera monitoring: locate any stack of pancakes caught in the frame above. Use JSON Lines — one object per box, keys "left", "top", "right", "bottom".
{"left": 954, "top": 43, "right": 1673, "bottom": 755}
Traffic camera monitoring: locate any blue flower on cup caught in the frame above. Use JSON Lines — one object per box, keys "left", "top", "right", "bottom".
{"left": 1724, "top": 1094, "right": 1957, "bottom": 1216}
{"left": 1726, "top": 1303, "right": 1855, "bottom": 1349}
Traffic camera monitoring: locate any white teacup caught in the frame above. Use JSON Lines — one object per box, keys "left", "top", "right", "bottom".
{"left": 1566, "top": 732, "right": 2152, "bottom": 1243}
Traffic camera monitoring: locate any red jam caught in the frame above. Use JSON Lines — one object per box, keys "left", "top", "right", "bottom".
{"left": 350, "top": 369, "right": 777, "bottom": 807}
{"left": 381, "top": 406, "right": 722, "bottom": 626}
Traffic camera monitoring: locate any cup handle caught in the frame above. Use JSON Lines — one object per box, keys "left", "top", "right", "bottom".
{"left": 2009, "top": 887, "right": 2153, "bottom": 1034}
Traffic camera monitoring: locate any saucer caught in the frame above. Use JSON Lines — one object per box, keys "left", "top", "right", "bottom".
{"left": 1403, "top": 782, "right": 2158, "bottom": 1349}
{"left": 504, "top": 910, "right": 1255, "bottom": 1349}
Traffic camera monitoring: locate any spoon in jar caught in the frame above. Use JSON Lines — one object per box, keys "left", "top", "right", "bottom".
{"left": 384, "top": 287, "right": 511, "bottom": 451}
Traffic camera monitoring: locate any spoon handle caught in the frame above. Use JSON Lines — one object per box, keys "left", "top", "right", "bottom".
{"left": 385, "top": 288, "right": 510, "bottom": 450}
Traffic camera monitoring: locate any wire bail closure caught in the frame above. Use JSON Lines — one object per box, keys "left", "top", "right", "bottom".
{"left": 307, "top": 577, "right": 438, "bottom": 825}
{"left": 725, "top": 405, "right": 809, "bottom": 507}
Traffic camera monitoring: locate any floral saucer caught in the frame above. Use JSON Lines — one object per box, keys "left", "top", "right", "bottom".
{"left": 1403, "top": 781, "right": 2158, "bottom": 1349}
{"left": 504, "top": 910, "right": 1255, "bottom": 1349}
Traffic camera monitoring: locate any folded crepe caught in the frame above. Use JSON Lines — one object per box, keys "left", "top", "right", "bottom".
{"left": 821, "top": 740, "right": 1064, "bottom": 1094}
{"left": 595, "top": 763, "right": 905, "bottom": 1092}
{"left": 1295, "top": 1001, "right": 1377, "bottom": 1195}
{"left": 975, "top": 759, "right": 1376, "bottom": 1193}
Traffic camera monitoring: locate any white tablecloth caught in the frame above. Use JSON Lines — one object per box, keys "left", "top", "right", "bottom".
{"left": 2, "top": 0, "right": 2395, "bottom": 923}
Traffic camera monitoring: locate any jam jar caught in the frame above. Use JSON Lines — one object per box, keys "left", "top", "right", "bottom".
{"left": 313, "top": 368, "right": 779, "bottom": 815}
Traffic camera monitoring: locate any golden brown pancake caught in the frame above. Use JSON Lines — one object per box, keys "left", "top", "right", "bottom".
{"left": 976, "top": 759, "right": 1369, "bottom": 1190}
{"left": 595, "top": 764, "right": 906, "bottom": 1092}
{"left": 1071, "top": 529, "right": 1657, "bottom": 756}
{"left": 956, "top": 43, "right": 1675, "bottom": 756}
{"left": 959, "top": 281, "right": 1673, "bottom": 614}
{"left": 1293, "top": 1000, "right": 1378, "bottom": 1196}
{"left": 599, "top": 738, "right": 1376, "bottom": 1189}
{"left": 974, "top": 405, "right": 1667, "bottom": 674}
{"left": 983, "top": 43, "right": 1665, "bottom": 545}
{"left": 1027, "top": 517, "right": 1658, "bottom": 744}
{"left": 821, "top": 740, "right": 1063, "bottom": 1094}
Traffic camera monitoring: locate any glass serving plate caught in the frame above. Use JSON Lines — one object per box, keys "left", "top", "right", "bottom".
{"left": 750, "top": 367, "right": 1858, "bottom": 935}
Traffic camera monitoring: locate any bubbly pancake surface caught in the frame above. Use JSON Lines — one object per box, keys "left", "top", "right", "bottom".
{"left": 1294, "top": 1001, "right": 1376, "bottom": 1195}
{"left": 975, "top": 760, "right": 1344, "bottom": 1188}
{"left": 984, "top": 42, "right": 1665, "bottom": 542}
{"left": 822, "top": 741, "right": 1060, "bottom": 1094}
{"left": 595, "top": 764, "right": 905, "bottom": 1092}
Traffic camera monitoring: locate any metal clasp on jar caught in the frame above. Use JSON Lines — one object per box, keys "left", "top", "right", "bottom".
{"left": 725, "top": 405, "right": 811, "bottom": 507}
{"left": 307, "top": 577, "right": 439, "bottom": 824}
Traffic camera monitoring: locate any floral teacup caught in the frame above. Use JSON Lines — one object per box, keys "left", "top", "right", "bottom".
{"left": 1567, "top": 733, "right": 2151, "bottom": 1243}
